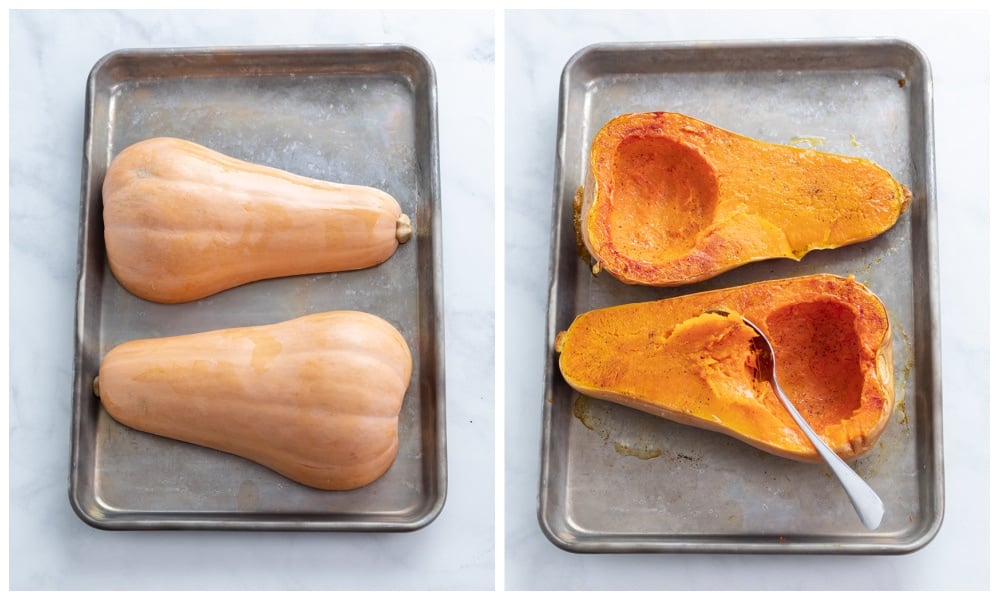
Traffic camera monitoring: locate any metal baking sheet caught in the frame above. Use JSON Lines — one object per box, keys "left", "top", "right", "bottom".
{"left": 70, "top": 45, "right": 445, "bottom": 530}
{"left": 540, "top": 39, "right": 941, "bottom": 553}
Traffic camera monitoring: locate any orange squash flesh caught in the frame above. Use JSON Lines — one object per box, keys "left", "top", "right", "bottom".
{"left": 94, "top": 311, "right": 412, "bottom": 491}
{"left": 102, "top": 137, "right": 413, "bottom": 304}
{"left": 554, "top": 274, "right": 894, "bottom": 461}
{"left": 580, "top": 112, "right": 912, "bottom": 286}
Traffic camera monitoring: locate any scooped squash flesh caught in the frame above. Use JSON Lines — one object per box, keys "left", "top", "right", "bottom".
{"left": 579, "top": 112, "right": 912, "bottom": 286}
{"left": 94, "top": 310, "right": 412, "bottom": 491}
{"left": 102, "top": 137, "right": 413, "bottom": 304}
{"left": 554, "top": 274, "right": 894, "bottom": 462}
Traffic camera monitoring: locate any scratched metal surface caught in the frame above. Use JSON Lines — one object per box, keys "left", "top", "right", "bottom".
{"left": 540, "top": 39, "right": 941, "bottom": 553}
{"left": 71, "top": 45, "right": 445, "bottom": 530}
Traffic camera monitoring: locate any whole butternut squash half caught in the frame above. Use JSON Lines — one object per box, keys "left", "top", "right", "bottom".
{"left": 555, "top": 274, "right": 894, "bottom": 462}
{"left": 578, "top": 112, "right": 912, "bottom": 286}
{"left": 102, "top": 137, "right": 413, "bottom": 303}
{"left": 94, "top": 311, "right": 412, "bottom": 491}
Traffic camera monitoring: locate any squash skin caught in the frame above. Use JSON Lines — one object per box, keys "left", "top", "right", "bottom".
{"left": 580, "top": 112, "right": 912, "bottom": 286}
{"left": 555, "top": 274, "right": 894, "bottom": 462}
{"left": 102, "top": 137, "right": 411, "bottom": 304}
{"left": 95, "top": 311, "right": 412, "bottom": 491}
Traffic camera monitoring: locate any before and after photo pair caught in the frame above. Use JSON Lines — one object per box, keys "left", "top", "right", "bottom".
{"left": 7, "top": 8, "right": 991, "bottom": 592}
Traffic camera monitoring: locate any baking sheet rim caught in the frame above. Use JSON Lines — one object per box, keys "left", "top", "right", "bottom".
{"left": 69, "top": 43, "right": 447, "bottom": 532}
{"left": 538, "top": 37, "right": 943, "bottom": 554}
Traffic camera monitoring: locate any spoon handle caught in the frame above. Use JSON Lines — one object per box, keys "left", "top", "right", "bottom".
{"left": 770, "top": 377, "right": 885, "bottom": 530}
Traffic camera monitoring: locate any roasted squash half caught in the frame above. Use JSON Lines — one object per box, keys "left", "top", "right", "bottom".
{"left": 94, "top": 311, "right": 412, "bottom": 491}
{"left": 103, "top": 137, "right": 413, "bottom": 303}
{"left": 578, "top": 112, "right": 912, "bottom": 286}
{"left": 555, "top": 274, "right": 894, "bottom": 462}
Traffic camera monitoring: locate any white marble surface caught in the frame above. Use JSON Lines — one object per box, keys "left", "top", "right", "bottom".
{"left": 504, "top": 10, "right": 988, "bottom": 590}
{"left": 9, "top": 10, "right": 494, "bottom": 590}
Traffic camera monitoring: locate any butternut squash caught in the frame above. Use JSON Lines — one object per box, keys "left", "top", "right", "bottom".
{"left": 579, "top": 112, "right": 912, "bottom": 286}
{"left": 554, "top": 274, "right": 893, "bottom": 462}
{"left": 94, "top": 311, "right": 412, "bottom": 491}
{"left": 102, "top": 137, "right": 413, "bottom": 303}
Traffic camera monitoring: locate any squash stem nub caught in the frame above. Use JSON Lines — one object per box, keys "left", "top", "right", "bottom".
{"left": 396, "top": 214, "right": 413, "bottom": 244}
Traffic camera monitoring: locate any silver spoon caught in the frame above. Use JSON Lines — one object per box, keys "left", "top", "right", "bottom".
{"left": 706, "top": 309, "right": 885, "bottom": 530}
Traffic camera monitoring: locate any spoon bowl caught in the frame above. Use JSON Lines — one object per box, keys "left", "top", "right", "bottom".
{"left": 706, "top": 308, "right": 885, "bottom": 530}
